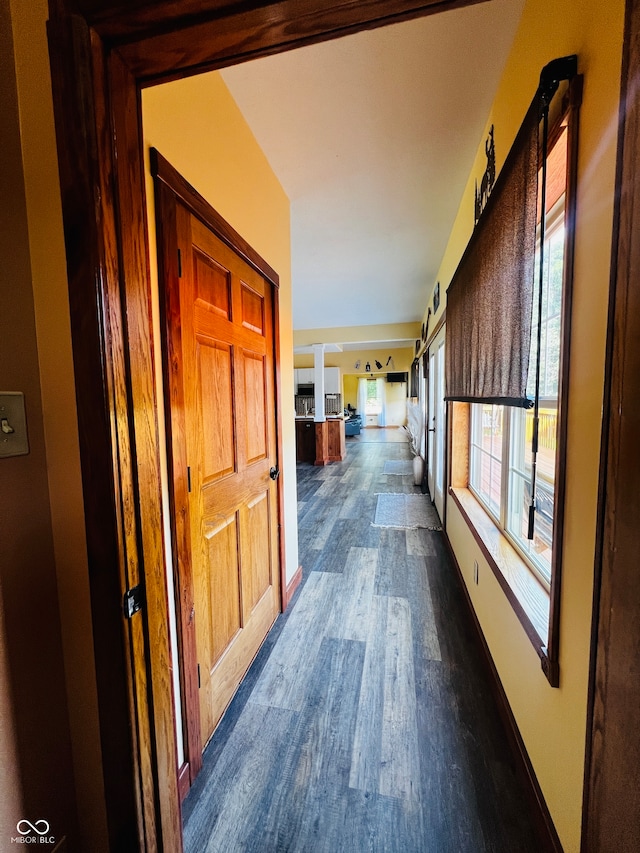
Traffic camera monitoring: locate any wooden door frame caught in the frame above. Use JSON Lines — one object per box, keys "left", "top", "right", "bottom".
{"left": 152, "top": 149, "right": 283, "bottom": 799}
{"left": 426, "top": 317, "right": 446, "bottom": 513}
{"left": 582, "top": 0, "right": 640, "bottom": 848}
{"left": 47, "top": 2, "right": 487, "bottom": 850}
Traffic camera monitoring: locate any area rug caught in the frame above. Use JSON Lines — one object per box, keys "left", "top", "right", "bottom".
{"left": 382, "top": 460, "right": 414, "bottom": 475}
{"left": 372, "top": 493, "right": 442, "bottom": 530}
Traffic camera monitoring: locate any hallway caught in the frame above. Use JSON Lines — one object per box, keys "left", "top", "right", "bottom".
{"left": 182, "top": 430, "right": 546, "bottom": 852}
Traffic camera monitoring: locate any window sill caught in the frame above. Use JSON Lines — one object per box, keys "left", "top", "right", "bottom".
{"left": 449, "top": 486, "right": 557, "bottom": 683}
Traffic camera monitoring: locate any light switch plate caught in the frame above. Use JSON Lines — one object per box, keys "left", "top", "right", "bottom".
{"left": 0, "top": 392, "right": 29, "bottom": 458}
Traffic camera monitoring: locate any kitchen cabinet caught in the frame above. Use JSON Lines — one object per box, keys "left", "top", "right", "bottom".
{"left": 295, "top": 416, "right": 345, "bottom": 465}
{"left": 295, "top": 418, "right": 316, "bottom": 463}
{"left": 294, "top": 367, "right": 341, "bottom": 393}
{"left": 324, "top": 367, "right": 340, "bottom": 393}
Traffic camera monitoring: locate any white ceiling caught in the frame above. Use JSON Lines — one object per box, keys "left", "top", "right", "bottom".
{"left": 221, "top": 0, "right": 524, "bottom": 335}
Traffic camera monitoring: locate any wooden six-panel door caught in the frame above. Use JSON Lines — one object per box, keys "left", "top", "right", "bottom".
{"left": 180, "top": 208, "right": 280, "bottom": 746}
{"left": 156, "top": 158, "right": 281, "bottom": 789}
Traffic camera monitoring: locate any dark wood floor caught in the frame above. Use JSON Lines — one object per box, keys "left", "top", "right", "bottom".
{"left": 183, "top": 430, "right": 546, "bottom": 852}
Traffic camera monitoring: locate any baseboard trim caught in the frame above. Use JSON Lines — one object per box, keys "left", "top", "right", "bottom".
{"left": 178, "top": 761, "right": 190, "bottom": 801}
{"left": 283, "top": 565, "right": 303, "bottom": 610}
{"left": 443, "top": 535, "right": 564, "bottom": 853}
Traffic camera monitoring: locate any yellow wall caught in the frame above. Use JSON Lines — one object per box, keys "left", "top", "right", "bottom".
{"left": 341, "top": 375, "right": 409, "bottom": 425}
{"left": 384, "top": 379, "right": 409, "bottom": 426}
{"left": 343, "top": 374, "right": 359, "bottom": 410}
{"left": 434, "top": 1, "right": 625, "bottom": 850}
{"left": 142, "top": 73, "right": 298, "bottom": 587}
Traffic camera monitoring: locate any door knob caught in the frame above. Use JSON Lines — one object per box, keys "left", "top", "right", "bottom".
{"left": 269, "top": 466, "right": 280, "bottom": 480}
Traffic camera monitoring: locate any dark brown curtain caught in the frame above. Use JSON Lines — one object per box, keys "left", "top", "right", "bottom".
{"left": 445, "top": 98, "right": 539, "bottom": 407}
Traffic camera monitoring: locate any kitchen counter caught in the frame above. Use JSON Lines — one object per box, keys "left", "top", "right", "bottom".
{"left": 295, "top": 417, "right": 345, "bottom": 465}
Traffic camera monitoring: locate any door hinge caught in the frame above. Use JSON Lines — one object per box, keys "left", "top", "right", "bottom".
{"left": 197, "top": 663, "right": 201, "bottom": 689}
{"left": 123, "top": 584, "right": 144, "bottom": 619}
{"left": 187, "top": 466, "right": 192, "bottom": 493}
{"left": 177, "top": 248, "right": 182, "bottom": 278}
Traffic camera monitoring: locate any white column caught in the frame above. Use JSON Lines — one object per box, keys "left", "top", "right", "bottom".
{"left": 312, "top": 344, "right": 325, "bottom": 422}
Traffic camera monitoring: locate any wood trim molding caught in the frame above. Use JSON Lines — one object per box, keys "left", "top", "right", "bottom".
{"left": 583, "top": 0, "right": 640, "bottom": 847}
{"left": 283, "top": 566, "right": 303, "bottom": 610}
{"left": 47, "top": 16, "right": 158, "bottom": 850}
{"left": 62, "top": 0, "right": 490, "bottom": 44}
{"left": 154, "top": 178, "right": 203, "bottom": 789}
{"left": 273, "top": 286, "right": 289, "bottom": 616}
{"left": 107, "top": 49, "right": 182, "bottom": 849}
{"left": 177, "top": 763, "right": 190, "bottom": 803}
{"left": 545, "top": 74, "right": 583, "bottom": 687}
{"left": 443, "top": 534, "right": 563, "bottom": 853}
{"left": 77, "top": 1, "right": 491, "bottom": 84}
{"left": 423, "top": 307, "right": 446, "bottom": 353}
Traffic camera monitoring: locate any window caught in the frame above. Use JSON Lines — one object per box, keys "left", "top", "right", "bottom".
{"left": 449, "top": 71, "right": 582, "bottom": 686}
{"left": 469, "top": 196, "right": 565, "bottom": 588}
{"left": 470, "top": 404, "right": 504, "bottom": 520}
{"left": 365, "top": 379, "right": 380, "bottom": 414}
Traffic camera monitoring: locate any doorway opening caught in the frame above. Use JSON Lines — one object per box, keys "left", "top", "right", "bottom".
{"left": 47, "top": 2, "right": 535, "bottom": 850}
